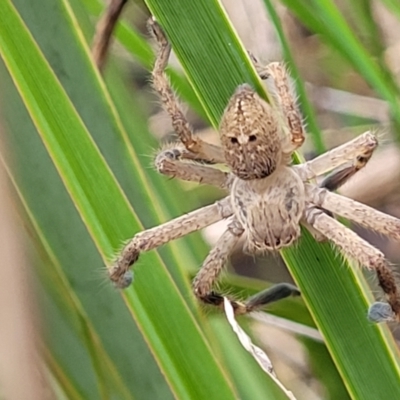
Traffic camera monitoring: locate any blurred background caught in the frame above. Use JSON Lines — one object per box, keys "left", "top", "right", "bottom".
{"left": 1, "top": 0, "right": 400, "bottom": 399}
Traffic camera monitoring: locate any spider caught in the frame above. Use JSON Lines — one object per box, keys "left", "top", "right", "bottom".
{"left": 109, "top": 18, "right": 400, "bottom": 323}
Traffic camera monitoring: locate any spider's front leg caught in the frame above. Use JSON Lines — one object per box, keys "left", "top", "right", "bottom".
{"left": 148, "top": 18, "right": 225, "bottom": 163}
{"left": 155, "top": 145, "right": 231, "bottom": 189}
{"left": 304, "top": 207, "right": 400, "bottom": 322}
{"left": 249, "top": 55, "right": 305, "bottom": 152}
{"left": 110, "top": 197, "right": 232, "bottom": 288}
{"left": 295, "top": 131, "right": 378, "bottom": 190}
{"left": 193, "top": 219, "right": 300, "bottom": 314}
{"left": 319, "top": 135, "right": 378, "bottom": 191}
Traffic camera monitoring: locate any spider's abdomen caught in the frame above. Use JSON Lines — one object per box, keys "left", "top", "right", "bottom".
{"left": 231, "top": 166, "right": 305, "bottom": 253}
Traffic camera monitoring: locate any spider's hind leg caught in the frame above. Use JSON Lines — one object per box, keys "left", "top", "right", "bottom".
{"left": 242, "top": 283, "right": 300, "bottom": 313}
{"left": 192, "top": 220, "right": 243, "bottom": 308}
{"left": 193, "top": 219, "right": 300, "bottom": 314}
{"left": 306, "top": 184, "right": 400, "bottom": 240}
{"left": 305, "top": 206, "right": 400, "bottom": 322}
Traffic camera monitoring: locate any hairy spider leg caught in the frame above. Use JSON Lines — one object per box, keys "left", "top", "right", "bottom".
{"left": 148, "top": 18, "right": 225, "bottom": 163}
{"left": 110, "top": 198, "right": 231, "bottom": 288}
{"left": 295, "top": 131, "right": 378, "bottom": 183}
{"left": 192, "top": 220, "right": 300, "bottom": 313}
{"left": 305, "top": 207, "right": 400, "bottom": 322}
{"left": 155, "top": 146, "right": 231, "bottom": 189}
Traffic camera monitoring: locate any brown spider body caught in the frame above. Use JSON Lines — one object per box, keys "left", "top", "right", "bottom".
{"left": 109, "top": 18, "right": 400, "bottom": 322}
{"left": 231, "top": 167, "right": 304, "bottom": 253}
{"left": 221, "top": 84, "right": 304, "bottom": 252}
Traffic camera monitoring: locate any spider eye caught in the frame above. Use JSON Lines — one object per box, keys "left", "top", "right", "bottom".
{"left": 230, "top": 137, "right": 239, "bottom": 144}
{"left": 249, "top": 135, "right": 257, "bottom": 142}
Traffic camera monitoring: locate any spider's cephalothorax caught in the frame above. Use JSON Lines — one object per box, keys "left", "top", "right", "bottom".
{"left": 220, "top": 84, "right": 282, "bottom": 180}
{"left": 109, "top": 18, "right": 400, "bottom": 323}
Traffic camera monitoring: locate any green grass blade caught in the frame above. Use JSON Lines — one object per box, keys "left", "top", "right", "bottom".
{"left": 3, "top": 0, "right": 400, "bottom": 397}
{"left": 0, "top": 64, "right": 175, "bottom": 397}
{"left": 0, "top": 1, "right": 242, "bottom": 398}
{"left": 144, "top": 0, "right": 400, "bottom": 398}
{"left": 262, "top": 0, "right": 325, "bottom": 153}
{"left": 3, "top": 0, "right": 298, "bottom": 399}
{"left": 81, "top": 0, "right": 207, "bottom": 119}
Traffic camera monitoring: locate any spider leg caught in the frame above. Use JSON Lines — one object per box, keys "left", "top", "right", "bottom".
{"left": 148, "top": 18, "right": 225, "bottom": 163}
{"left": 319, "top": 139, "right": 377, "bottom": 191}
{"left": 319, "top": 166, "right": 363, "bottom": 192}
{"left": 192, "top": 221, "right": 243, "bottom": 306}
{"left": 247, "top": 52, "right": 269, "bottom": 80}
{"left": 304, "top": 207, "right": 400, "bottom": 322}
{"left": 295, "top": 131, "right": 378, "bottom": 182}
{"left": 193, "top": 220, "right": 300, "bottom": 314}
{"left": 300, "top": 135, "right": 379, "bottom": 240}
{"left": 110, "top": 197, "right": 232, "bottom": 288}
{"left": 92, "top": 0, "right": 128, "bottom": 70}
{"left": 250, "top": 55, "right": 305, "bottom": 152}
{"left": 242, "top": 283, "right": 300, "bottom": 313}
{"left": 306, "top": 185, "right": 400, "bottom": 239}
{"left": 263, "top": 62, "right": 305, "bottom": 152}
{"left": 155, "top": 145, "right": 231, "bottom": 189}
